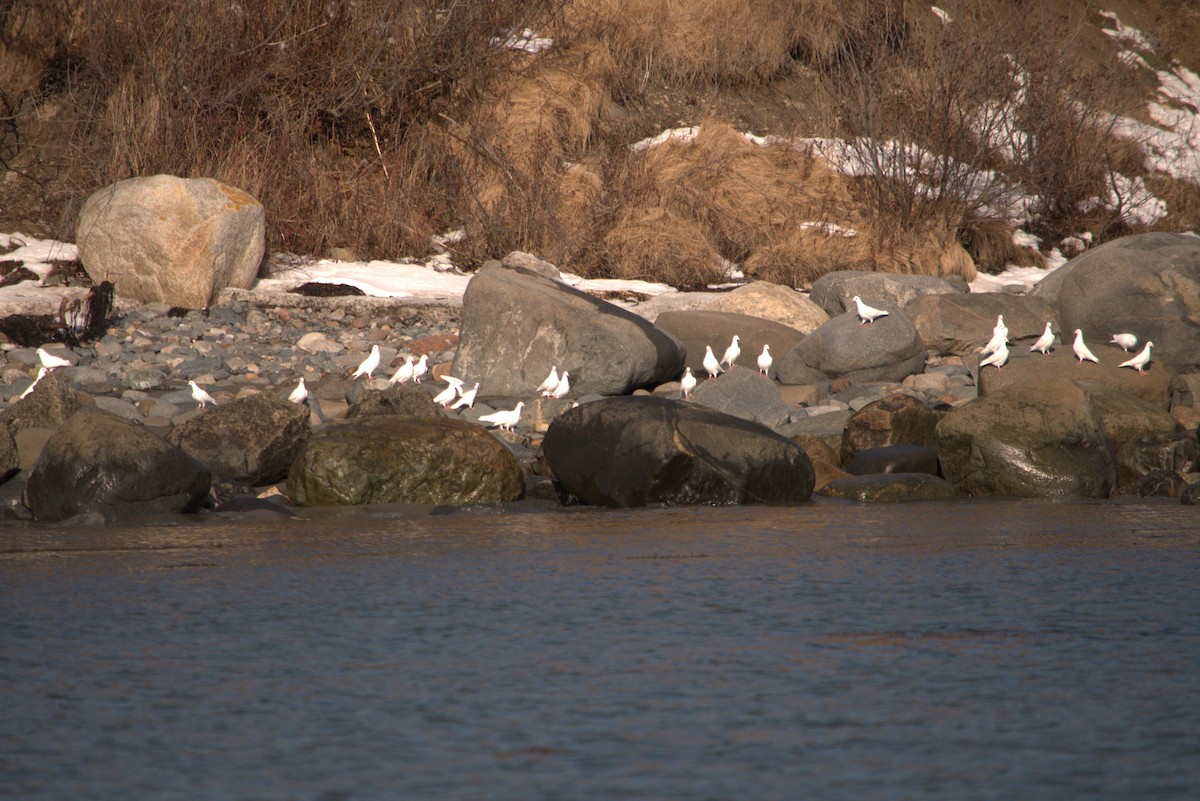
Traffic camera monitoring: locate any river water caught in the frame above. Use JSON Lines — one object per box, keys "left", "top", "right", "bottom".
{"left": 2, "top": 500, "right": 1198, "bottom": 800}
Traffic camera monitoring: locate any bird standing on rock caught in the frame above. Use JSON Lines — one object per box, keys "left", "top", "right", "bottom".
{"left": 551, "top": 371, "right": 571, "bottom": 399}
{"left": 536, "top": 366, "right": 560, "bottom": 396}
{"left": 757, "top": 344, "right": 772, "bottom": 376}
{"left": 411, "top": 354, "right": 429, "bottom": 383}
{"left": 352, "top": 345, "right": 381, "bottom": 380}
{"left": 388, "top": 355, "right": 415, "bottom": 385}
{"left": 1030, "top": 322, "right": 1055, "bottom": 355}
{"left": 1073, "top": 329, "right": 1100, "bottom": 364}
{"left": 721, "top": 335, "right": 741, "bottom": 368}
{"left": 37, "top": 347, "right": 72, "bottom": 370}
{"left": 189, "top": 380, "right": 217, "bottom": 408}
{"left": 979, "top": 340, "right": 1009, "bottom": 370}
{"left": 1110, "top": 333, "right": 1138, "bottom": 351}
{"left": 451, "top": 383, "right": 479, "bottom": 409}
{"left": 19, "top": 367, "right": 47, "bottom": 399}
{"left": 1119, "top": 341, "right": 1154, "bottom": 374}
{"left": 852, "top": 296, "right": 889, "bottom": 325}
{"left": 981, "top": 315, "right": 1008, "bottom": 356}
{"left": 288, "top": 377, "right": 308, "bottom": 404}
{"left": 432, "top": 381, "right": 461, "bottom": 407}
{"left": 479, "top": 402, "right": 524, "bottom": 431}
{"left": 702, "top": 345, "right": 724, "bottom": 379}
{"left": 680, "top": 367, "right": 697, "bottom": 398}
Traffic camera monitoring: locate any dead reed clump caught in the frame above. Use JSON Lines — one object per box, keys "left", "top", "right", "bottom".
{"left": 958, "top": 219, "right": 1045, "bottom": 274}
{"left": 601, "top": 206, "right": 724, "bottom": 286}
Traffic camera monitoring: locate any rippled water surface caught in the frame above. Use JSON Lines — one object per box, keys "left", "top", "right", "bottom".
{"left": 3, "top": 500, "right": 1199, "bottom": 800}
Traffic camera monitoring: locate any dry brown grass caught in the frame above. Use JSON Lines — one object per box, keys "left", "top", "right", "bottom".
{"left": 958, "top": 219, "right": 1044, "bottom": 274}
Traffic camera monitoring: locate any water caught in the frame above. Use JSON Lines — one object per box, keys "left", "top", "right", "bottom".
{"left": 2, "top": 500, "right": 1199, "bottom": 800}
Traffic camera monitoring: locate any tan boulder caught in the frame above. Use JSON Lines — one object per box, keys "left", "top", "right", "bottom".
{"left": 703, "top": 281, "right": 830, "bottom": 334}
{"left": 76, "top": 174, "right": 265, "bottom": 308}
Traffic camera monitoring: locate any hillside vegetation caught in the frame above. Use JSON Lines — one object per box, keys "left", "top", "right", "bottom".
{"left": 2, "top": 0, "right": 1198, "bottom": 286}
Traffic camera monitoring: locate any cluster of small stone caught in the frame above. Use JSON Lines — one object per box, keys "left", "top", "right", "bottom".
{"left": 0, "top": 300, "right": 461, "bottom": 426}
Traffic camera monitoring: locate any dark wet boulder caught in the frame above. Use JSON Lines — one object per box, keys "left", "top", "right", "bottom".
{"left": 167, "top": 393, "right": 311, "bottom": 485}
{"left": 904, "top": 292, "right": 1055, "bottom": 356}
{"left": 1133, "top": 469, "right": 1188, "bottom": 498}
{"left": 846, "top": 444, "right": 940, "bottom": 476}
{"left": 1031, "top": 232, "right": 1200, "bottom": 374}
{"left": 345, "top": 384, "right": 442, "bottom": 419}
{"left": 816, "top": 473, "right": 958, "bottom": 502}
{"left": 451, "top": 259, "right": 685, "bottom": 398}
{"left": 840, "top": 394, "right": 947, "bottom": 464}
{"left": 689, "top": 366, "right": 792, "bottom": 430}
{"left": 0, "top": 421, "right": 17, "bottom": 484}
{"left": 936, "top": 379, "right": 1116, "bottom": 499}
{"left": 541, "top": 395, "right": 814, "bottom": 507}
{"left": 775, "top": 310, "right": 927, "bottom": 384}
{"left": 1180, "top": 481, "right": 1200, "bottom": 505}
{"left": 653, "top": 309, "right": 803, "bottom": 377}
{"left": 1085, "top": 385, "right": 1180, "bottom": 453}
{"left": 24, "top": 408, "right": 211, "bottom": 522}
{"left": 1116, "top": 431, "right": 1199, "bottom": 493}
{"left": 0, "top": 370, "right": 86, "bottom": 432}
{"left": 287, "top": 416, "right": 523, "bottom": 506}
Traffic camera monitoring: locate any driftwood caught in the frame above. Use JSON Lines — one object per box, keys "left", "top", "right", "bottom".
{"left": 0, "top": 281, "right": 115, "bottom": 347}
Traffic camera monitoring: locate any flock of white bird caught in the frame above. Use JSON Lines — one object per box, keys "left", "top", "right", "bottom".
{"left": 973, "top": 312, "right": 1155, "bottom": 375}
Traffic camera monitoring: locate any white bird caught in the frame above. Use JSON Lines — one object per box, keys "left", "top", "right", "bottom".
{"left": 536, "top": 366, "right": 560, "bottom": 396}
{"left": 479, "top": 401, "right": 524, "bottom": 431}
{"left": 680, "top": 366, "right": 697, "bottom": 398}
{"left": 188, "top": 380, "right": 217, "bottom": 408}
{"left": 852, "top": 295, "right": 889, "bottom": 325}
{"left": 388, "top": 355, "right": 415, "bottom": 385}
{"left": 1110, "top": 332, "right": 1138, "bottom": 351}
{"left": 442, "top": 375, "right": 465, "bottom": 390}
{"left": 979, "top": 340, "right": 1009, "bottom": 370}
{"left": 288, "top": 377, "right": 308, "bottom": 404}
{"left": 1073, "top": 329, "right": 1100, "bottom": 364}
{"left": 432, "top": 382, "right": 461, "bottom": 407}
{"left": 411, "top": 354, "right": 429, "bottom": 384}
{"left": 981, "top": 314, "right": 1008, "bottom": 356}
{"left": 757, "top": 344, "right": 772, "bottom": 376}
{"left": 37, "top": 347, "right": 72, "bottom": 370}
{"left": 721, "top": 335, "right": 741, "bottom": 368}
{"left": 702, "top": 345, "right": 724, "bottom": 379}
{"left": 551, "top": 371, "right": 571, "bottom": 399}
{"left": 1030, "top": 322, "right": 1055, "bottom": 355}
{"left": 450, "top": 382, "right": 479, "bottom": 409}
{"left": 352, "top": 345, "right": 381, "bottom": 380}
{"left": 18, "top": 367, "right": 48, "bottom": 399}
{"left": 1119, "top": 341, "right": 1154, "bottom": 375}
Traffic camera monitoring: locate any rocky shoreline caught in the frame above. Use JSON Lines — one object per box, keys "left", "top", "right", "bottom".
{"left": 3, "top": 233, "right": 1200, "bottom": 524}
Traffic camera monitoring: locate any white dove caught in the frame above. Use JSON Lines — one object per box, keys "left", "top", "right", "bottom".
{"left": 721, "top": 335, "right": 741, "bottom": 368}
{"left": 1110, "top": 333, "right": 1138, "bottom": 351}
{"left": 450, "top": 383, "right": 479, "bottom": 409}
{"left": 188, "top": 380, "right": 217, "bottom": 408}
{"left": 352, "top": 345, "right": 381, "bottom": 380}
{"left": 432, "top": 382, "right": 461, "bottom": 407}
{"left": 36, "top": 347, "right": 72, "bottom": 370}
{"left": 979, "top": 340, "right": 1009, "bottom": 370}
{"left": 1119, "top": 341, "right": 1154, "bottom": 375}
{"left": 388, "top": 355, "right": 415, "bottom": 385}
{"left": 411, "top": 354, "right": 429, "bottom": 384}
{"left": 981, "top": 314, "right": 1008, "bottom": 356}
{"left": 288, "top": 377, "right": 308, "bottom": 404}
{"left": 479, "top": 401, "right": 524, "bottom": 431}
{"left": 702, "top": 345, "right": 724, "bottom": 379}
{"left": 1030, "top": 322, "right": 1055, "bottom": 355}
{"left": 551, "top": 371, "right": 571, "bottom": 399}
{"left": 18, "top": 367, "right": 48, "bottom": 399}
{"left": 757, "top": 344, "right": 772, "bottom": 376}
{"left": 536, "top": 366, "right": 560, "bottom": 396}
{"left": 1073, "top": 329, "right": 1100, "bottom": 364}
{"left": 852, "top": 295, "right": 889, "bottom": 325}
{"left": 680, "top": 366, "right": 697, "bottom": 398}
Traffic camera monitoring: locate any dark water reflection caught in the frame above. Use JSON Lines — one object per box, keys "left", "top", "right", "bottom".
{"left": 2, "top": 501, "right": 1199, "bottom": 800}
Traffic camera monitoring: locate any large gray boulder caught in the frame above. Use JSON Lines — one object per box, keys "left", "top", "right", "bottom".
{"left": 24, "top": 409, "right": 211, "bottom": 521}
{"left": 904, "top": 292, "right": 1055, "bottom": 356}
{"left": 76, "top": 174, "right": 265, "bottom": 308}
{"left": 653, "top": 309, "right": 804, "bottom": 377}
{"left": 0, "top": 370, "right": 86, "bottom": 432}
{"left": 936, "top": 379, "right": 1116, "bottom": 499}
{"left": 451, "top": 260, "right": 685, "bottom": 398}
{"left": 809, "top": 270, "right": 966, "bottom": 317}
{"left": 977, "top": 346, "right": 1174, "bottom": 410}
{"left": 288, "top": 416, "right": 523, "bottom": 506}
{"left": 541, "top": 396, "right": 814, "bottom": 506}
{"left": 775, "top": 310, "right": 927, "bottom": 384}
{"left": 688, "top": 366, "right": 792, "bottom": 430}
{"left": 1030, "top": 232, "right": 1200, "bottom": 373}
{"left": 167, "top": 394, "right": 311, "bottom": 485}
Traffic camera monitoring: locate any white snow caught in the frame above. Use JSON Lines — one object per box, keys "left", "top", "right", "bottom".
{"left": 0, "top": 233, "right": 80, "bottom": 284}
{"left": 491, "top": 29, "right": 553, "bottom": 54}
{"left": 931, "top": 6, "right": 952, "bottom": 25}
